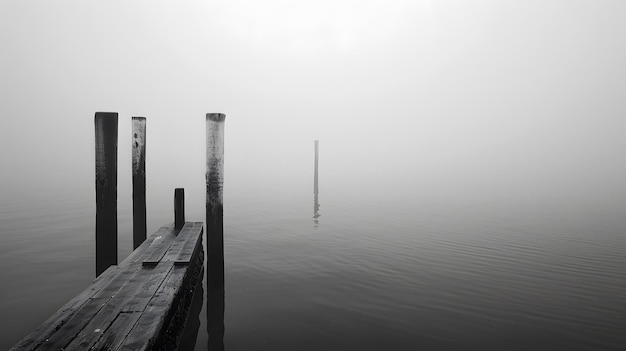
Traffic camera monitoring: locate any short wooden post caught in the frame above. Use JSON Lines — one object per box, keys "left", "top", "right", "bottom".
{"left": 132, "top": 117, "right": 147, "bottom": 249}
{"left": 95, "top": 112, "right": 118, "bottom": 277}
{"left": 206, "top": 113, "right": 225, "bottom": 288}
{"left": 175, "top": 188, "right": 185, "bottom": 229}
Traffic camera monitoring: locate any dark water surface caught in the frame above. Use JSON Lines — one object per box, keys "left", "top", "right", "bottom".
{"left": 1, "top": 182, "right": 625, "bottom": 350}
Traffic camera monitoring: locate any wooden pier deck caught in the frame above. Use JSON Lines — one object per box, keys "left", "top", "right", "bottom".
{"left": 10, "top": 222, "right": 204, "bottom": 351}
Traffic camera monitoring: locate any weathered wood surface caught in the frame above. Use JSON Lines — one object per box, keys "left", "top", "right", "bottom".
{"left": 10, "top": 222, "right": 204, "bottom": 351}
{"left": 132, "top": 116, "right": 147, "bottom": 250}
{"left": 95, "top": 112, "right": 119, "bottom": 276}
{"left": 206, "top": 113, "right": 225, "bottom": 289}
{"left": 174, "top": 188, "right": 185, "bottom": 230}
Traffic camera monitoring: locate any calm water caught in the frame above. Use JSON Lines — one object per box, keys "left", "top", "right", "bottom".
{"left": 1, "top": 177, "right": 625, "bottom": 350}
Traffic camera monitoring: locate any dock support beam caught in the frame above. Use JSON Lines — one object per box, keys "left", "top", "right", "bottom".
{"left": 95, "top": 112, "right": 118, "bottom": 277}
{"left": 206, "top": 113, "right": 225, "bottom": 288}
{"left": 175, "top": 188, "right": 185, "bottom": 229}
{"left": 132, "top": 116, "right": 147, "bottom": 249}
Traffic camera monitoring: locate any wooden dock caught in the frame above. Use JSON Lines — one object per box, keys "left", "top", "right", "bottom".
{"left": 10, "top": 222, "right": 204, "bottom": 351}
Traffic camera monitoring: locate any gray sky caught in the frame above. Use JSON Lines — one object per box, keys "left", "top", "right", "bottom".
{"left": 1, "top": 1, "right": 625, "bottom": 211}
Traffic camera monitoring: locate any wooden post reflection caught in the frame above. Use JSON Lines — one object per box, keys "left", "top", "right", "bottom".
{"left": 207, "top": 286, "right": 225, "bottom": 350}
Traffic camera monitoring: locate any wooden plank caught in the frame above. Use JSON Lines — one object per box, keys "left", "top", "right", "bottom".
{"left": 124, "top": 226, "right": 172, "bottom": 266}
{"left": 91, "top": 312, "right": 142, "bottom": 351}
{"left": 122, "top": 265, "right": 175, "bottom": 313}
{"left": 35, "top": 297, "right": 108, "bottom": 351}
{"left": 90, "top": 228, "right": 174, "bottom": 299}
{"left": 160, "top": 224, "right": 194, "bottom": 263}
{"left": 90, "top": 227, "right": 177, "bottom": 300}
{"left": 161, "top": 222, "right": 202, "bottom": 264}
{"left": 63, "top": 263, "right": 174, "bottom": 350}
{"left": 91, "top": 269, "right": 136, "bottom": 300}
{"left": 141, "top": 227, "right": 179, "bottom": 266}
{"left": 116, "top": 266, "right": 188, "bottom": 351}
{"left": 174, "top": 222, "right": 203, "bottom": 264}
{"left": 141, "top": 249, "right": 167, "bottom": 267}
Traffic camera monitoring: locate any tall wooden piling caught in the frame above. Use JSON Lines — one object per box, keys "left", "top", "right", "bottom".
{"left": 132, "top": 117, "right": 147, "bottom": 249}
{"left": 206, "top": 113, "right": 225, "bottom": 288}
{"left": 175, "top": 188, "right": 185, "bottom": 229}
{"left": 95, "top": 112, "right": 118, "bottom": 277}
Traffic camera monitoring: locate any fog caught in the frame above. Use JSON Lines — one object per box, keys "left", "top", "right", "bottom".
{"left": 1, "top": 0, "right": 625, "bottom": 216}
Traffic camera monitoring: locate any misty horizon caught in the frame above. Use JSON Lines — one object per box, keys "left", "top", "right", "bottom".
{"left": 1, "top": 1, "right": 625, "bottom": 212}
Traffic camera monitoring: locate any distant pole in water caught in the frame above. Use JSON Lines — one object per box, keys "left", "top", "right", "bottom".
{"left": 132, "top": 117, "right": 147, "bottom": 249}
{"left": 174, "top": 188, "right": 185, "bottom": 229}
{"left": 313, "top": 140, "right": 320, "bottom": 225}
{"left": 206, "top": 113, "right": 225, "bottom": 288}
{"left": 95, "top": 112, "right": 118, "bottom": 277}
{"left": 314, "top": 140, "right": 319, "bottom": 194}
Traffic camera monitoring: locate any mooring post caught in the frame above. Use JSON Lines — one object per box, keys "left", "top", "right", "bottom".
{"left": 95, "top": 112, "right": 118, "bottom": 277}
{"left": 206, "top": 113, "right": 225, "bottom": 288}
{"left": 132, "top": 117, "right": 147, "bottom": 249}
{"left": 175, "top": 188, "right": 185, "bottom": 230}
{"left": 314, "top": 140, "right": 319, "bottom": 194}
{"left": 313, "top": 140, "right": 320, "bottom": 225}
